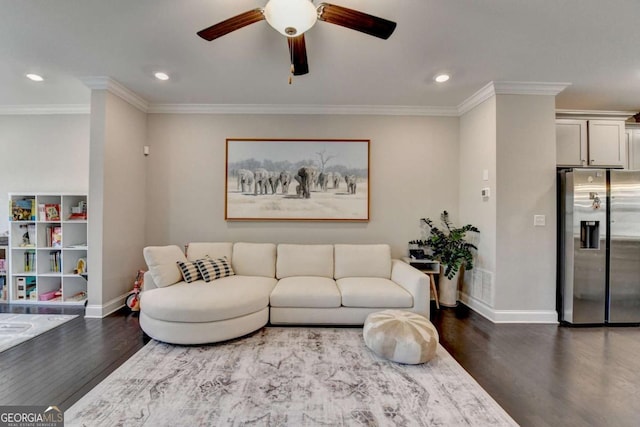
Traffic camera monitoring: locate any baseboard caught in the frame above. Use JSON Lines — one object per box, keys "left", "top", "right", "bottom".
{"left": 84, "top": 293, "right": 128, "bottom": 318}
{"left": 458, "top": 293, "right": 495, "bottom": 321}
{"left": 459, "top": 293, "right": 559, "bottom": 324}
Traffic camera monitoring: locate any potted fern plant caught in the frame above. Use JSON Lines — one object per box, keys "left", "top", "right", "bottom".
{"left": 421, "top": 211, "right": 479, "bottom": 307}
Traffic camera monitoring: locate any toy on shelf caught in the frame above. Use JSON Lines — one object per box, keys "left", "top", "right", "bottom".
{"left": 69, "top": 201, "right": 87, "bottom": 220}
{"left": 66, "top": 291, "right": 86, "bottom": 302}
{"left": 39, "top": 289, "right": 61, "bottom": 301}
{"left": 74, "top": 258, "right": 87, "bottom": 275}
{"left": 11, "top": 199, "right": 35, "bottom": 221}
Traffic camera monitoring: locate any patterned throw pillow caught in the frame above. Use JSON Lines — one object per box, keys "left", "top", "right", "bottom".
{"left": 196, "top": 256, "right": 235, "bottom": 282}
{"left": 176, "top": 260, "right": 202, "bottom": 283}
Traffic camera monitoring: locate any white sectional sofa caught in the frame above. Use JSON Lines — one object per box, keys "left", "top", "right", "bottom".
{"left": 140, "top": 242, "right": 430, "bottom": 345}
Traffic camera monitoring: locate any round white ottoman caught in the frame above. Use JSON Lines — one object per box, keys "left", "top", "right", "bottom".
{"left": 363, "top": 310, "right": 439, "bottom": 364}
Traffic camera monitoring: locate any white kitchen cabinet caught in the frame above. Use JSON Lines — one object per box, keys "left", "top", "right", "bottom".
{"left": 626, "top": 128, "right": 640, "bottom": 170}
{"left": 588, "top": 120, "right": 626, "bottom": 167}
{"left": 556, "top": 119, "right": 626, "bottom": 167}
{"left": 556, "top": 119, "right": 588, "bottom": 166}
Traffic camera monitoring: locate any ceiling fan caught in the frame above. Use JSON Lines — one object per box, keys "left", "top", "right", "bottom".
{"left": 197, "top": 0, "right": 397, "bottom": 78}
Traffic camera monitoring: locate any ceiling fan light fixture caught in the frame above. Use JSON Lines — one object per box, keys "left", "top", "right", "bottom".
{"left": 154, "top": 72, "right": 170, "bottom": 81}
{"left": 264, "top": 0, "right": 318, "bottom": 37}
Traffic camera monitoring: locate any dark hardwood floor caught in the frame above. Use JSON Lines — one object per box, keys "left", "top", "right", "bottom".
{"left": 431, "top": 305, "right": 640, "bottom": 427}
{"left": 1, "top": 303, "right": 639, "bottom": 426}
{"left": 0, "top": 304, "right": 148, "bottom": 411}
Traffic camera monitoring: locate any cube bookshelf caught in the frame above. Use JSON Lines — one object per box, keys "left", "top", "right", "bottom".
{"left": 8, "top": 193, "right": 88, "bottom": 305}
{"left": 0, "top": 245, "right": 7, "bottom": 302}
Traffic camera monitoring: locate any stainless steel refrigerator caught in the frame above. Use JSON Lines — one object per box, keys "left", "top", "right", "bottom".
{"left": 558, "top": 169, "right": 640, "bottom": 324}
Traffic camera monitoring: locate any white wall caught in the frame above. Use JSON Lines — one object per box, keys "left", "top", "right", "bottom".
{"left": 495, "top": 94, "right": 557, "bottom": 316}
{"left": 0, "top": 91, "right": 559, "bottom": 321}
{"left": 87, "top": 91, "right": 147, "bottom": 317}
{"left": 459, "top": 93, "right": 557, "bottom": 322}
{"left": 0, "top": 115, "right": 89, "bottom": 233}
{"left": 145, "top": 114, "right": 460, "bottom": 257}
{"left": 459, "top": 97, "right": 497, "bottom": 302}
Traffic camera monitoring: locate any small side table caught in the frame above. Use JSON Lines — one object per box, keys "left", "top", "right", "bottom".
{"left": 402, "top": 257, "right": 440, "bottom": 309}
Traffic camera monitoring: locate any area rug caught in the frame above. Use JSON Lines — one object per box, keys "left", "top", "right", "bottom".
{"left": 0, "top": 313, "right": 78, "bottom": 353}
{"left": 66, "top": 327, "right": 518, "bottom": 427}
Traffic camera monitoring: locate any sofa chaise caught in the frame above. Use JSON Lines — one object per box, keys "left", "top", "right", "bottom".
{"left": 140, "top": 242, "right": 430, "bottom": 345}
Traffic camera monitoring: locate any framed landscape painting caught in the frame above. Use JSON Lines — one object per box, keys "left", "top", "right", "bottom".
{"left": 225, "top": 138, "right": 370, "bottom": 221}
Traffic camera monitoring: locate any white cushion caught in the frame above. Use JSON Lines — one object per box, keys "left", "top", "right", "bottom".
{"left": 336, "top": 277, "right": 413, "bottom": 308}
{"left": 270, "top": 277, "right": 341, "bottom": 308}
{"left": 232, "top": 242, "right": 276, "bottom": 277}
{"left": 363, "top": 310, "right": 439, "bottom": 364}
{"left": 140, "top": 309, "right": 269, "bottom": 345}
{"left": 276, "top": 244, "right": 334, "bottom": 279}
{"left": 141, "top": 275, "right": 277, "bottom": 323}
{"left": 187, "top": 242, "right": 233, "bottom": 261}
{"left": 143, "top": 245, "right": 187, "bottom": 288}
{"left": 334, "top": 244, "right": 391, "bottom": 279}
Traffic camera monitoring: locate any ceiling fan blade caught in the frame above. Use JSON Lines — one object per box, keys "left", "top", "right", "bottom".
{"left": 288, "top": 34, "right": 309, "bottom": 76}
{"left": 317, "top": 3, "right": 396, "bottom": 39}
{"left": 197, "top": 8, "right": 265, "bottom": 41}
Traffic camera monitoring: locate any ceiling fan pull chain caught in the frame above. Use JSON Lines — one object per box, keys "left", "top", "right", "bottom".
{"left": 289, "top": 63, "right": 295, "bottom": 85}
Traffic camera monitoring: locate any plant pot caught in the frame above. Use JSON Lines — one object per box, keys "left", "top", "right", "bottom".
{"left": 439, "top": 265, "right": 460, "bottom": 307}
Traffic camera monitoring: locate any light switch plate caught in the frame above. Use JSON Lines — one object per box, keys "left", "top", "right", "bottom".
{"left": 534, "top": 215, "right": 546, "bottom": 226}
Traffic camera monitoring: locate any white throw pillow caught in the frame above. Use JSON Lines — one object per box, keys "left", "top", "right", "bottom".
{"left": 143, "top": 245, "right": 187, "bottom": 288}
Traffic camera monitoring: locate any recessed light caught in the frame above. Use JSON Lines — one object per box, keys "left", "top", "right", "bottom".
{"left": 26, "top": 73, "right": 44, "bottom": 82}
{"left": 434, "top": 74, "right": 450, "bottom": 83}
{"left": 154, "top": 72, "right": 170, "bottom": 81}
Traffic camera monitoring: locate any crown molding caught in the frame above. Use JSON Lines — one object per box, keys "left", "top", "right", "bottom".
{"left": 80, "top": 76, "right": 149, "bottom": 112}
{"left": 0, "top": 104, "right": 90, "bottom": 115}
{"left": 492, "top": 81, "right": 570, "bottom": 96}
{"left": 458, "top": 81, "right": 571, "bottom": 115}
{"left": 1, "top": 81, "right": 581, "bottom": 118}
{"left": 555, "top": 109, "right": 637, "bottom": 120}
{"left": 147, "top": 103, "right": 459, "bottom": 116}
{"left": 456, "top": 82, "right": 496, "bottom": 115}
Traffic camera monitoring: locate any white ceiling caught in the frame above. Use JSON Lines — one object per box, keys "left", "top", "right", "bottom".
{"left": 1, "top": 0, "right": 640, "bottom": 113}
